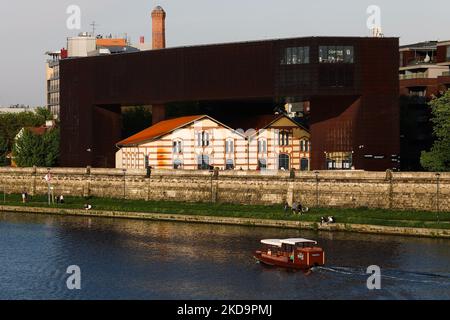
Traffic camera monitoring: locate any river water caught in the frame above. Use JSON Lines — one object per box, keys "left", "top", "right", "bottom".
{"left": 0, "top": 211, "right": 449, "bottom": 300}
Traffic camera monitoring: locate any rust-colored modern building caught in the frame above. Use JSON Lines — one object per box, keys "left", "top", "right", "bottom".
{"left": 59, "top": 35, "right": 400, "bottom": 170}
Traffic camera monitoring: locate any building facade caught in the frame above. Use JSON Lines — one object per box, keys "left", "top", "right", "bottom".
{"left": 398, "top": 40, "right": 450, "bottom": 170}
{"left": 45, "top": 50, "right": 64, "bottom": 117}
{"left": 60, "top": 35, "right": 400, "bottom": 171}
{"left": 116, "top": 114, "right": 310, "bottom": 171}
{"left": 399, "top": 40, "right": 450, "bottom": 98}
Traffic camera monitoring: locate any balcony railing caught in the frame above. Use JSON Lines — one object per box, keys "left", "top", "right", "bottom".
{"left": 399, "top": 73, "right": 427, "bottom": 80}
{"left": 442, "top": 71, "right": 450, "bottom": 77}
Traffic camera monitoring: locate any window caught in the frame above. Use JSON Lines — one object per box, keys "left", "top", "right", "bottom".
{"left": 326, "top": 152, "right": 353, "bottom": 170}
{"left": 300, "top": 140, "right": 310, "bottom": 152}
{"left": 279, "top": 154, "right": 290, "bottom": 170}
{"left": 319, "top": 46, "right": 354, "bottom": 63}
{"left": 409, "top": 88, "right": 426, "bottom": 97}
{"left": 225, "top": 139, "right": 234, "bottom": 154}
{"left": 446, "top": 46, "right": 450, "bottom": 61}
{"left": 258, "top": 139, "right": 267, "bottom": 153}
{"left": 197, "top": 155, "right": 210, "bottom": 170}
{"left": 258, "top": 159, "right": 267, "bottom": 170}
{"left": 226, "top": 159, "right": 234, "bottom": 170}
{"left": 173, "top": 140, "right": 182, "bottom": 154}
{"left": 300, "top": 158, "right": 309, "bottom": 171}
{"left": 279, "top": 131, "right": 290, "bottom": 146}
{"left": 281, "top": 47, "right": 310, "bottom": 65}
{"left": 197, "top": 131, "right": 210, "bottom": 147}
{"left": 173, "top": 159, "right": 183, "bottom": 169}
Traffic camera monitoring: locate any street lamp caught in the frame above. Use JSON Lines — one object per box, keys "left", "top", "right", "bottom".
{"left": 314, "top": 170, "right": 320, "bottom": 207}
{"left": 436, "top": 173, "right": 441, "bottom": 223}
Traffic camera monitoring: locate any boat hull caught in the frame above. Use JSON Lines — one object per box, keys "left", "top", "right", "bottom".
{"left": 254, "top": 249, "right": 325, "bottom": 270}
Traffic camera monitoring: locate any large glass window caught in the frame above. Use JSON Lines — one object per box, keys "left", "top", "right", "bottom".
{"left": 226, "top": 159, "right": 234, "bottom": 170}
{"left": 197, "top": 155, "right": 210, "bottom": 170}
{"left": 258, "top": 159, "right": 267, "bottom": 170}
{"left": 300, "top": 158, "right": 309, "bottom": 171}
{"left": 258, "top": 139, "right": 267, "bottom": 153}
{"left": 279, "top": 154, "right": 290, "bottom": 171}
{"left": 319, "top": 46, "right": 354, "bottom": 63}
{"left": 447, "top": 46, "right": 450, "bottom": 61}
{"left": 325, "top": 152, "right": 353, "bottom": 170}
{"left": 281, "top": 47, "right": 310, "bottom": 65}
{"left": 225, "top": 139, "right": 234, "bottom": 154}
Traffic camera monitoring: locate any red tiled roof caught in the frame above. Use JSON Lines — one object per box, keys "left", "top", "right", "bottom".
{"left": 117, "top": 115, "right": 206, "bottom": 146}
{"left": 26, "top": 126, "right": 48, "bottom": 135}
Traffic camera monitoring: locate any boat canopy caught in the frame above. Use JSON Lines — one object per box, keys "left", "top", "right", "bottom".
{"left": 281, "top": 238, "right": 317, "bottom": 245}
{"left": 260, "top": 239, "right": 283, "bottom": 247}
{"left": 261, "top": 238, "right": 317, "bottom": 247}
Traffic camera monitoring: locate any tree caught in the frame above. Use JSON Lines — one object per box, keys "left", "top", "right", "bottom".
{"left": 0, "top": 135, "right": 8, "bottom": 166}
{"left": 0, "top": 107, "right": 53, "bottom": 166}
{"left": 35, "top": 106, "right": 53, "bottom": 122}
{"left": 13, "top": 128, "right": 60, "bottom": 167}
{"left": 420, "top": 91, "right": 450, "bottom": 172}
{"left": 122, "top": 106, "right": 152, "bottom": 138}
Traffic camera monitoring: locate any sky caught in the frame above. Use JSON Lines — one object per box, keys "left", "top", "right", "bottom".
{"left": 0, "top": 0, "right": 449, "bottom": 107}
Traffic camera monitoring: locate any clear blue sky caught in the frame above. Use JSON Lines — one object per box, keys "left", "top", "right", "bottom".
{"left": 0, "top": 0, "right": 449, "bottom": 107}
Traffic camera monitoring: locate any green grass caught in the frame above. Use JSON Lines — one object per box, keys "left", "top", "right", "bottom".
{"left": 1, "top": 194, "right": 449, "bottom": 230}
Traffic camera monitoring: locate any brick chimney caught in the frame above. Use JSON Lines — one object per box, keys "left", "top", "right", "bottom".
{"left": 151, "top": 6, "right": 166, "bottom": 49}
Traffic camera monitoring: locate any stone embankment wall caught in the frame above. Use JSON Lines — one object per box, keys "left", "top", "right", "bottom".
{"left": 0, "top": 167, "right": 448, "bottom": 212}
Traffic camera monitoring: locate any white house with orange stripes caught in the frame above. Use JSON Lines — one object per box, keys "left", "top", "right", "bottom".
{"left": 115, "top": 114, "right": 310, "bottom": 171}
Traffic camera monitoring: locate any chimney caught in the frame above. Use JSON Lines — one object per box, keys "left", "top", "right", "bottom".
{"left": 151, "top": 6, "right": 166, "bottom": 49}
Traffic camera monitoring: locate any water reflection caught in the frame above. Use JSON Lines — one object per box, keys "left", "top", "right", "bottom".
{"left": 0, "top": 211, "right": 449, "bottom": 300}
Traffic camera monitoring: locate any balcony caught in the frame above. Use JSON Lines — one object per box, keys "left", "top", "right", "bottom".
{"left": 399, "top": 72, "right": 427, "bottom": 80}
{"left": 47, "top": 60, "right": 59, "bottom": 68}
{"left": 442, "top": 71, "right": 450, "bottom": 77}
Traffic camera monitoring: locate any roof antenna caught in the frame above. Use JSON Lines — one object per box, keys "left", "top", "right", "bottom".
{"left": 90, "top": 21, "right": 99, "bottom": 37}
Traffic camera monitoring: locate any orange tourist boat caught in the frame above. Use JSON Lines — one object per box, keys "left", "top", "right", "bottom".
{"left": 254, "top": 238, "right": 325, "bottom": 270}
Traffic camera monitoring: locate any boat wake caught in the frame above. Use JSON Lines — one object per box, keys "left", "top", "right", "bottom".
{"left": 313, "top": 266, "right": 450, "bottom": 285}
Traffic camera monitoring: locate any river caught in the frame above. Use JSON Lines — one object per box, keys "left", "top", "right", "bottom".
{"left": 0, "top": 211, "right": 449, "bottom": 300}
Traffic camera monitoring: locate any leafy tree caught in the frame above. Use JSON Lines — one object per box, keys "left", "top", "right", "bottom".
{"left": 42, "top": 128, "right": 60, "bottom": 166}
{"left": 0, "top": 107, "right": 52, "bottom": 166}
{"left": 13, "top": 128, "right": 60, "bottom": 167}
{"left": 122, "top": 106, "right": 152, "bottom": 138}
{"left": 420, "top": 91, "right": 450, "bottom": 172}
{"left": 0, "top": 135, "right": 8, "bottom": 166}
{"left": 35, "top": 106, "right": 53, "bottom": 122}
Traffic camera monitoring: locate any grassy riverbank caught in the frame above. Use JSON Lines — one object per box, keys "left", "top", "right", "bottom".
{"left": 1, "top": 193, "right": 449, "bottom": 230}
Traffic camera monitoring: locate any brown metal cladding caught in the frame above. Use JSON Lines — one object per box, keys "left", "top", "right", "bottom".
{"left": 60, "top": 36, "right": 399, "bottom": 170}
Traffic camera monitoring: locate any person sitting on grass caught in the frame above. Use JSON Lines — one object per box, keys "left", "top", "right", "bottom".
{"left": 283, "top": 202, "right": 290, "bottom": 213}
{"left": 291, "top": 202, "right": 299, "bottom": 215}
{"left": 84, "top": 204, "right": 92, "bottom": 210}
